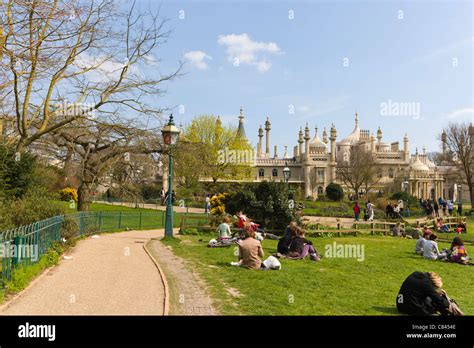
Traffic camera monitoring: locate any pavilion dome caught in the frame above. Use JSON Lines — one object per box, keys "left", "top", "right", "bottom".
{"left": 339, "top": 112, "right": 360, "bottom": 146}
{"left": 309, "top": 129, "right": 327, "bottom": 150}
{"left": 410, "top": 154, "right": 430, "bottom": 172}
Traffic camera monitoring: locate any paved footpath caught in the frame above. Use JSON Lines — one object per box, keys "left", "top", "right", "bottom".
{"left": 0, "top": 230, "right": 165, "bottom": 315}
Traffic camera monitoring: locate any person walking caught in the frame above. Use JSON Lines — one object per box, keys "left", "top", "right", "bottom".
{"left": 367, "top": 201, "right": 375, "bottom": 221}
{"left": 447, "top": 200, "right": 454, "bottom": 216}
{"left": 353, "top": 202, "right": 361, "bottom": 222}
{"left": 433, "top": 201, "right": 439, "bottom": 217}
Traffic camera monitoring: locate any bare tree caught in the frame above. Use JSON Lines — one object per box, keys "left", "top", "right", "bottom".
{"left": 0, "top": 0, "right": 180, "bottom": 151}
{"left": 440, "top": 122, "right": 473, "bottom": 209}
{"left": 51, "top": 119, "right": 161, "bottom": 210}
{"left": 337, "top": 146, "right": 379, "bottom": 199}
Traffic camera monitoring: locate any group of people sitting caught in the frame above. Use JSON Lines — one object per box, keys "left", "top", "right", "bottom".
{"left": 210, "top": 214, "right": 321, "bottom": 270}
{"left": 434, "top": 218, "right": 467, "bottom": 234}
{"left": 415, "top": 226, "right": 469, "bottom": 264}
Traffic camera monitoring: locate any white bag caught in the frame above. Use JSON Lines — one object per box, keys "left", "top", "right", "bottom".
{"left": 263, "top": 255, "right": 281, "bottom": 270}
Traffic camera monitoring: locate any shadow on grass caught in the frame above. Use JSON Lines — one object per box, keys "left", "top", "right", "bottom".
{"left": 372, "top": 306, "right": 400, "bottom": 315}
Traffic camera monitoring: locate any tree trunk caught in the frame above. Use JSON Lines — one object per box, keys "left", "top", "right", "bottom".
{"left": 77, "top": 182, "right": 92, "bottom": 211}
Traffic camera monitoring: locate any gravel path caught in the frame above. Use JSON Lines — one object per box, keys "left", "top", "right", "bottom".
{"left": 147, "top": 234, "right": 216, "bottom": 315}
{"left": 0, "top": 230, "right": 165, "bottom": 315}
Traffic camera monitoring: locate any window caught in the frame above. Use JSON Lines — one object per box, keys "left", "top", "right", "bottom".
{"left": 272, "top": 169, "right": 278, "bottom": 177}
{"left": 388, "top": 168, "right": 394, "bottom": 179}
{"left": 317, "top": 186, "right": 324, "bottom": 195}
{"left": 259, "top": 168, "right": 265, "bottom": 177}
{"left": 317, "top": 169, "right": 325, "bottom": 181}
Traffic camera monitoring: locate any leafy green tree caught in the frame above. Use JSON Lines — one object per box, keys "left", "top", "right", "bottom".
{"left": 0, "top": 144, "right": 36, "bottom": 199}
{"left": 182, "top": 115, "right": 254, "bottom": 184}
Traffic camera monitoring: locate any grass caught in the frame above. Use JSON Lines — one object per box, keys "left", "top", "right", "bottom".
{"left": 57, "top": 201, "right": 208, "bottom": 232}
{"left": 162, "top": 234, "right": 474, "bottom": 315}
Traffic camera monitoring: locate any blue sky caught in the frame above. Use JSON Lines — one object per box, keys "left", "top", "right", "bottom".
{"left": 143, "top": 0, "right": 473, "bottom": 153}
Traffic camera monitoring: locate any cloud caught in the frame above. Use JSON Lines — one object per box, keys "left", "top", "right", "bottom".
{"left": 73, "top": 53, "right": 138, "bottom": 83}
{"left": 143, "top": 54, "right": 159, "bottom": 67}
{"left": 217, "top": 33, "right": 282, "bottom": 73}
{"left": 447, "top": 108, "right": 474, "bottom": 121}
{"left": 183, "top": 50, "right": 212, "bottom": 70}
{"left": 411, "top": 36, "right": 474, "bottom": 64}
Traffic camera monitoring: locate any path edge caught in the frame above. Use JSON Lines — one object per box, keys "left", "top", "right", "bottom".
{"left": 0, "top": 266, "right": 55, "bottom": 313}
{"left": 143, "top": 239, "right": 170, "bottom": 316}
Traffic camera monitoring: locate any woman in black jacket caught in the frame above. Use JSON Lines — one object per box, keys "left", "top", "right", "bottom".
{"left": 277, "top": 221, "right": 297, "bottom": 255}
{"left": 288, "top": 227, "right": 320, "bottom": 261}
{"left": 396, "top": 272, "right": 450, "bottom": 315}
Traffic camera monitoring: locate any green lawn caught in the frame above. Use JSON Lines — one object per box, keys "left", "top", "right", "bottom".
{"left": 57, "top": 202, "right": 207, "bottom": 232}
{"left": 162, "top": 235, "right": 474, "bottom": 315}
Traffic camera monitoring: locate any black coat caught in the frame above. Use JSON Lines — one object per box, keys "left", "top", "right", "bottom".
{"left": 396, "top": 272, "right": 450, "bottom": 316}
{"left": 288, "top": 236, "right": 312, "bottom": 254}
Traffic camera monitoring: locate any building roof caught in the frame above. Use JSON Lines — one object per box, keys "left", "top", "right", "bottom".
{"left": 309, "top": 127, "right": 327, "bottom": 149}
{"left": 339, "top": 112, "right": 360, "bottom": 145}
{"left": 410, "top": 152, "right": 430, "bottom": 171}
{"left": 236, "top": 107, "right": 247, "bottom": 139}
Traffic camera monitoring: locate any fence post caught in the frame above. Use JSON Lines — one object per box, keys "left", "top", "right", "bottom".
{"left": 98, "top": 212, "right": 103, "bottom": 232}
{"left": 371, "top": 222, "right": 374, "bottom": 235}
{"left": 13, "top": 235, "right": 21, "bottom": 266}
{"left": 139, "top": 212, "right": 142, "bottom": 230}
{"left": 118, "top": 212, "right": 122, "bottom": 229}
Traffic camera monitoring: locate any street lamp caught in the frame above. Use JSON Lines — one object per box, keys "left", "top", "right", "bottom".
{"left": 283, "top": 162, "right": 290, "bottom": 189}
{"left": 161, "top": 114, "right": 181, "bottom": 237}
{"left": 458, "top": 184, "right": 462, "bottom": 204}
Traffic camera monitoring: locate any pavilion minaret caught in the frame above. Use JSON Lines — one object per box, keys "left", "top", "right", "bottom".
{"left": 265, "top": 117, "right": 271, "bottom": 158}
{"left": 236, "top": 106, "right": 246, "bottom": 138}
{"left": 298, "top": 127, "right": 304, "bottom": 161}
{"left": 257, "top": 125, "right": 263, "bottom": 157}
{"left": 329, "top": 123, "right": 337, "bottom": 181}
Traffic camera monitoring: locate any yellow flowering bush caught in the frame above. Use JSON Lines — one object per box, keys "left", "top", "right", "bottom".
{"left": 59, "top": 187, "right": 78, "bottom": 202}
{"left": 210, "top": 193, "right": 229, "bottom": 216}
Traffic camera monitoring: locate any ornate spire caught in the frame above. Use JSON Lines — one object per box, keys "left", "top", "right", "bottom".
{"left": 236, "top": 109, "right": 246, "bottom": 139}
{"left": 355, "top": 111, "right": 358, "bottom": 127}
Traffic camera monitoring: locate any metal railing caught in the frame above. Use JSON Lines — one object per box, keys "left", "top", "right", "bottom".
{"left": 0, "top": 211, "right": 165, "bottom": 287}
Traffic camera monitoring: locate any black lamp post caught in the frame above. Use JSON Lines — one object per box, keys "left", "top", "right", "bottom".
{"left": 161, "top": 114, "right": 181, "bottom": 237}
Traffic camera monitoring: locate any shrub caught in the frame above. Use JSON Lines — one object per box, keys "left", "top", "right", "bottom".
{"left": 326, "top": 183, "right": 344, "bottom": 201}
{"left": 59, "top": 187, "right": 78, "bottom": 202}
{"left": 391, "top": 191, "right": 419, "bottom": 208}
{"left": 225, "top": 181, "right": 297, "bottom": 229}
{"left": 0, "top": 187, "right": 66, "bottom": 230}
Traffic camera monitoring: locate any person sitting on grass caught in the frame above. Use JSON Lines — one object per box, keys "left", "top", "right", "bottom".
{"left": 436, "top": 218, "right": 449, "bottom": 233}
{"left": 415, "top": 232, "right": 426, "bottom": 255}
{"left": 277, "top": 221, "right": 298, "bottom": 255}
{"left": 287, "top": 227, "right": 320, "bottom": 261}
{"left": 392, "top": 222, "right": 406, "bottom": 237}
{"left": 396, "top": 272, "right": 451, "bottom": 316}
{"left": 423, "top": 234, "right": 448, "bottom": 261}
{"left": 217, "top": 216, "right": 232, "bottom": 240}
{"left": 232, "top": 223, "right": 264, "bottom": 270}
{"left": 448, "top": 237, "right": 469, "bottom": 265}
{"left": 455, "top": 222, "right": 467, "bottom": 234}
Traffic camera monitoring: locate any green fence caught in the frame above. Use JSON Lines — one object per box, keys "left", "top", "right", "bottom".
{"left": 0, "top": 211, "right": 165, "bottom": 287}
